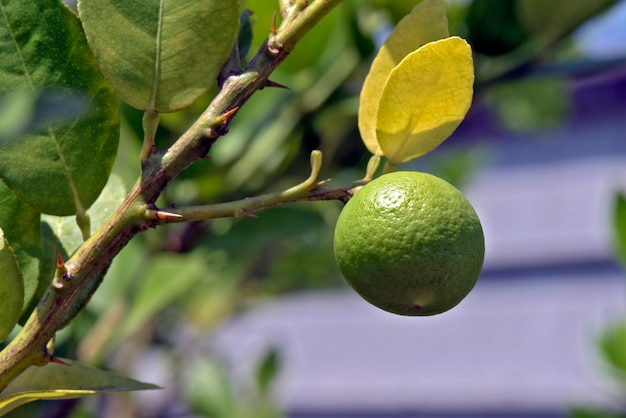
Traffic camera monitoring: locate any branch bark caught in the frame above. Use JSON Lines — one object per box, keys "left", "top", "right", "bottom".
{"left": 0, "top": 0, "right": 344, "bottom": 393}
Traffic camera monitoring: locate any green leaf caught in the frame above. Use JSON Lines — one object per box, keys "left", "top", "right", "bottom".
{"left": 0, "top": 182, "right": 41, "bottom": 320}
{"left": 19, "top": 221, "right": 60, "bottom": 324}
{"left": 42, "top": 173, "right": 128, "bottom": 257}
{"left": 256, "top": 348, "right": 281, "bottom": 395}
{"left": 238, "top": 9, "right": 254, "bottom": 62}
{"left": 517, "top": 0, "right": 615, "bottom": 45}
{"left": 613, "top": 192, "right": 626, "bottom": 268}
{"left": 376, "top": 37, "right": 474, "bottom": 164}
{"left": 0, "top": 0, "right": 120, "bottom": 216}
{"left": 78, "top": 0, "right": 240, "bottom": 112}
{"left": 598, "top": 321, "right": 626, "bottom": 379}
{"left": 0, "top": 228, "right": 24, "bottom": 342}
{"left": 358, "top": 0, "right": 449, "bottom": 156}
{"left": 0, "top": 358, "right": 160, "bottom": 415}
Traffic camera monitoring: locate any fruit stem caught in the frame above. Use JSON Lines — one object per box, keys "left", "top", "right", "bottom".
{"left": 382, "top": 160, "right": 396, "bottom": 175}
{"left": 364, "top": 155, "right": 381, "bottom": 181}
{"left": 146, "top": 150, "right": 366, "bottom": 223}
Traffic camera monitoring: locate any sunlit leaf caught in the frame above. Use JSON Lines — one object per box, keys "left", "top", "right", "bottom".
{"left": 78, "top": 0, "right": 240, "bottom": 112}
{"left": 0, "top": 358, "right": 160, "bottom": 415}
{"left": 376, "top": 37, "right": 474, "bottom": 164}
{"left": 358, "top": 0, "right": 449, "bottom": 155}
{"left": 0, "top": 228, "right": 24, "bottom": 342}
{"left": 517, "top": 0, "right": 615, "bottom": 45}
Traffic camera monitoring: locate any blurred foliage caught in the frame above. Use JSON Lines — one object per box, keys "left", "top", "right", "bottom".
{"left": 466, "top": 0, "right": 529, "bottom": 56}
{"left": 613, "top": 192, "right": 626, "bottom": 269}
{"left": 570, "top": 408, "right": 626, "bottom": 418}
{"left": 7, "top": 0, "right": 626, "bottom": 416}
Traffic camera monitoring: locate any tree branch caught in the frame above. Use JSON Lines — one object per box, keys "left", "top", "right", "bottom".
{"left": 146, "top": 150, "right": 362, "bottom": 223}
{"left": 0, "top": 0, "right": 344, "bottom": 393}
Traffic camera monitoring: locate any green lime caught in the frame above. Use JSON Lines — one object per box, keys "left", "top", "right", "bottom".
{"left": 333, "top": 171, "right": 484, "bottom": 316}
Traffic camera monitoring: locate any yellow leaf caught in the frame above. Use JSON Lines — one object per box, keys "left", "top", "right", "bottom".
{"left": 358, "top": 0, "right": 449, "bottom": 155}
{"left": 0, "top": 359, "right": 159, "bottom": 415}
{"left": 0, "top": 390, "right": 97, "bottom": 416}
{"left": 376, "top": 37, "right": 474, "bottom": 164}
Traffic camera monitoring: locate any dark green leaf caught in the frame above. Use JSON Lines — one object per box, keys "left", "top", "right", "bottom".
{"left": 0, "top": 358, "right": 160, "bottom": 415}
{"left": 0, "top": 181, "right": 41, "bottom": 319}
{"left": 78, "top": 0, "right": 240, "bottom": 112}
{"left": 18, "top": 221, "right": 61, "bottom": 324}
{"left": 0, "top": 228, "right": 24, "bottom": 342}
{"left": 238, "top": 9, "right": 254, "bottom": 62}
{"left": 0, "top": 0, "right": 120, "bottom": 216}
{"left": 256, "top": 348, "right": 281, "bottom": 394}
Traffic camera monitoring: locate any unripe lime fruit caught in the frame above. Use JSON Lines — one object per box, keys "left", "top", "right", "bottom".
{"left": 333, "top": 171, "right": 484, "bottom": 316}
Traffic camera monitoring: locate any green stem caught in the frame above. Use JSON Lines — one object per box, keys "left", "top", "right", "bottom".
{"left": 0, "top": 0, "right": 344, "bottom": 393}
{"left": 382, "top": 160, "right": 396, "bottom": 174}
{"left": 146, "top": 150, "right": 362, "bottom": 223}
{"left": 364, "top": 155, "right": 381, "bottom": 181}
{"left": 151, "top": 180, "right": 361, "bottom": 223}
{"left": 139, "top": 109, "right": 160, "bottom": 163}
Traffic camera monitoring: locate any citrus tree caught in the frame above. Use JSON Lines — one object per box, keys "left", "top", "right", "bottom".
{"left": 0, "top": 0, "right": 478, "bottom": 413}
{"left": 0, "top": 0, "right": 621, "bottom": 416}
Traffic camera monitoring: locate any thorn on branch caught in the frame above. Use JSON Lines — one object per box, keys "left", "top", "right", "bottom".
{"left": 236, "top": 209, "right": 258, "bottom": 218}
{"left": 41, "top": 337, "right": 69, "bottom": 366}
{"left": 145, "top": 208, "right": 183, "bottom": 221}
{"left": 213, "top": 107, "right": 239, "bottom": 126}
{"left": 267, "top": 12, "right": 283, "bottom": 57}
{"left": 56, "top": 252, "right": 65, "bottom": 271}
{"left": 53, "top": 253, "right": 74, "bottom": 290}
{"left": 271, "top": 12, "right": 278, "bottom": 36}
{"left": 263, "top": 79, "right": 289, "bottom": 90}
{"left": 50, "top": 356, "right": 70, "bottom": 366}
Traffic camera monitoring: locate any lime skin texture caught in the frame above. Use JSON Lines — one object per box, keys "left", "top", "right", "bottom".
{"left": 333, "top": 171, "right": 484, "bottom": 316}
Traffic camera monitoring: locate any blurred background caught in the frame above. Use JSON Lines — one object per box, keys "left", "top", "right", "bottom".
{"left": 9, "top": 0, "right": 626, "bottom": 417}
